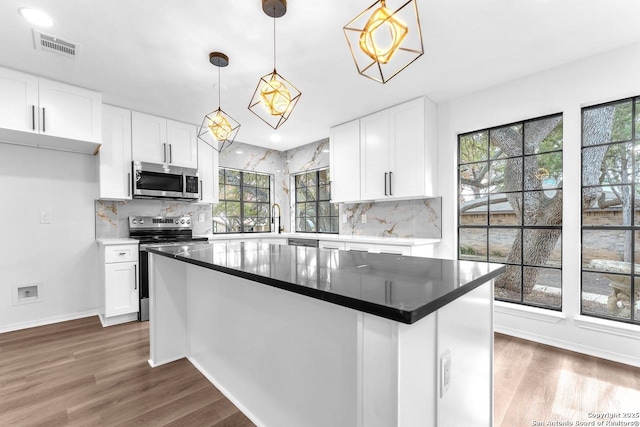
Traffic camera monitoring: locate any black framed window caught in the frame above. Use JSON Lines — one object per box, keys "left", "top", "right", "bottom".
{"left": 457, "top": 114, "right": 563, "bottom": 310}
{"left": 581, "top": 96, "right": 639, "bottom": 324}
{"left": 294, "top": 169, "right": 339, "bottom": 233}
{"left": 213, "top": 168, "right": 271, "bottom": 233}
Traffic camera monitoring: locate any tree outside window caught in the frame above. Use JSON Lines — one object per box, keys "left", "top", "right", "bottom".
{"left": 581, "top": 97, "right": 640, "bottom": 324}
{"left": 213, "top": 168, "right": 271, "bottom": 233}
{"left": 458, "top": 114, "right": 563, "bottom": 310}
{"left": 294, "top": 169, "right": 339, "bottom": 233}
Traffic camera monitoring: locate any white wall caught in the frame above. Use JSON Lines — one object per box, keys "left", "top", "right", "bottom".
{"left": 436, "top": 42, "right": 640, "bottom": 367}
{"left": 0, "top": 143, "right": 99, "bottom": 332}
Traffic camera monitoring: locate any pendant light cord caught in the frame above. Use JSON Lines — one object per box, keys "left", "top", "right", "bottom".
{"left": 217, "top": 64, "right": 221, "bottom": 109}
{"left": 273, "top": 7, "right": 277, "bottom": 72}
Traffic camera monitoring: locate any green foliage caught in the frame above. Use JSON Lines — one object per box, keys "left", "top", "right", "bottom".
{"left": 460, "top": 246, "right": 477, "bottom": 255}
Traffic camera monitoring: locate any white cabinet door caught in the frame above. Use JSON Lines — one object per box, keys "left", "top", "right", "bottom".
{"left": 197, "top": 138, "right": 219, "bottom": 204}
{"left": 389, "top": 98, "right": 425, "bottom": 198}
{"left": 0, "top": 67, "right": 39, "bottom": 133}
{"left": 131, "top": 111, "right": 167, "bottom": 164}
{"left": 38, "top": 78, "right": 101, "bottom": 143}
{"left": 360, "top": 109, "right": 391, "bottom": 200}
{"left": 100, "top": 105, "right": 132, "bottom": 200}
{"left": 374, "top": 244, "right": 411, "bottom": 256}
{"left": 167, "top": 119, "right": 198, "bottom": 168}
{"left": 105, "top": 261, "right": 139, "bottom": 317}
{"left": 329, "top": 119, "right": 360, "bottom": 203}
{"left": 345, "top": 242, "right": 374, "bottom": 252}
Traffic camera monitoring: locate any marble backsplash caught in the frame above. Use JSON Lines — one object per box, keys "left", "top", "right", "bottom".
{"left": 96, "top": 199, "right": 213, "bottom": 238}
{"left": 340, "top": 198, "right": 441, "bottom": 238}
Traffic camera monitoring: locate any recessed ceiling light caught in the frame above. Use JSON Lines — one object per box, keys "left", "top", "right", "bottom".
{"left": 270, "top": 134, "right": 282, "bottom": 143}
{"left": 18, "top": 8, "right": 54, "bottom": 27}
{"left": 322, "top": 149, "right": 330, "bottom": 153}
{"left": 235, "top": 150, "right": 243, "bottom": 154}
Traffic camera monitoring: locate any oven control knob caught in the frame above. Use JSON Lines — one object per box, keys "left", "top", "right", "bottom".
{"left": 175, "top": 219, "right": 179, "bottom": 224}
{"left": 186, "top": 219, "right": 191, "bottom": 225}
{"left": 139, "top": 219, "right": 144, "bottom": 225}
{"left": 131, "top": 218, "right": 137, "bottom": 224}
{"left": 181, "top": 219, "right": 186, "bottom": 224}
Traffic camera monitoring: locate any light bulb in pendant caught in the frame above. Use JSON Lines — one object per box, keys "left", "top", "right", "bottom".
{"left": 358, "top": 0, "right": 408, "bottom": 64}
{"left": 208, "top": 112, "right": 232, "bottom": 141}
{"left": 260, "top": 77, "right": 291, "bottom": 116}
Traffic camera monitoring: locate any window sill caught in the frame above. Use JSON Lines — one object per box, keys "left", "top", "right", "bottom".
{"left": 494, "top": 301, "right": 566, "bottom": 324}
{"left": 574, "top": 315, "right": 640, "bottom": 339}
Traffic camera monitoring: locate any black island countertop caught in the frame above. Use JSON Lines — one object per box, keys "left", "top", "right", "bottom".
{"left": 147, "top": 241, "right": 505, "bottom": 324}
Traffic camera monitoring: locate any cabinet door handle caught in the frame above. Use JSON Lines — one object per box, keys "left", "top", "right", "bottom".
{"left": 389, "top": 171, "right": 393, "bottom": 196}
{"left": 384, "top": 172, "right": 388, "bottom": 196}
{"left": 163, "top": 143, "right": 167, "bottom": 163}
{"left": 200, "top": 180, "right": 203, "bottom": 201}
{"left": 169, "top": 144, "right": 172, "bottom": 163}
{"left": 42, "top": 107, "right": 46, "bottom": 133}
{"left": 134, "top": 265, "right": 138, "bottom": 290}
{"left": 127, "top": 173, "right": 131, "bottom": 197}
{"left": 119, "top": 252, "right": 127, "bottom": 256}
{"left": 31, "top": 105, "right": 35, "bottom": 130}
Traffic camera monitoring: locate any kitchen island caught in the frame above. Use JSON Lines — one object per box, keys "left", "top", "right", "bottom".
{"left": 147, "top": 242, "right": 504, "bottom": 427}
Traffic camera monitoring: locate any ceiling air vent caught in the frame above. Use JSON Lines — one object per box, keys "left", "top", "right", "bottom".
{"left": 33, "top": 30, "right": 80, "bottom": 60}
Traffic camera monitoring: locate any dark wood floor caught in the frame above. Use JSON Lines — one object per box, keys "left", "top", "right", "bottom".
{"left": 1, "top": 317, "right": 639, "bottom": 426}
{"left": 0, "top": 316, "right": 254, "bottom": 426}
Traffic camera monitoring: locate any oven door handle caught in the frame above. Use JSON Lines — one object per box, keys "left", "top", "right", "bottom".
{"left": 134, "top": 264, "right": 137, "bottom": 290}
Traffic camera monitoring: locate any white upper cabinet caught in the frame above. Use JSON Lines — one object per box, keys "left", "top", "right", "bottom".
{"left": 0, "top": 66, "right": 102, "bottom": 154}
{"left": 0, "top": 67, "right": 39, "bottom": 133}
{"left": 131, "top": 111, "right": 198, "bottom": 169}
{"left": 99, "top": 105, "right": 132, "bottom": 200}
{"left": 197, "top": 138, "right": 219, "bottom": 204}
{"left": 38, "top": 78, "right": 102, "bottom": 143}
{"left": 329, "top": 119, "right": 361, "bottom": 203}
{"left": 361, "top": 97, "right": 436, "bottom": 201}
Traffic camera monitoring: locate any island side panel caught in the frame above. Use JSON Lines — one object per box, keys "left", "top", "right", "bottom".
{"left": 186, "top": 264, "right": 360, "bottom": 427}
{"left": 436, "top": 280, "right": 493, "bottom": 427}
{"left": 148, "top": 254, "right": 189, "bottom": 367}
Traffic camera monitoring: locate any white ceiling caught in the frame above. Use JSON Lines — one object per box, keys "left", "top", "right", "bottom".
{"left": 1, "top": 0, "right": 640, "bottom": 151}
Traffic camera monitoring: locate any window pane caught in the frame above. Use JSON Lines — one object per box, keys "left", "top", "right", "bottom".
{"left": 296, "top": 188, "right": 306, "bottom": 202}
{"left": 582, "top": 229, "right": 632, "bottom": 271}
{"left": 243, "top": 172, "right": 257, "bottom": 186}
{"left": 319, "top": 169, "right": 329, "bottom": 185}
{"left": 295, "top": 174, "right": 306, "bottom": 188}
{"left": 226, "top": 201, "right": 240, "bottom": 217}
{"left": 583, "top": 101, "right": 632, "bottom": 145}
{"left": 489, "top": 228, "right": 519, "bottom": 264}
{"left": 229, "top": 217, "right": 241, "bottom": 232}
{"left": 255, "top": 217, "right": 270, "bottom": 232}
{"left": 306, "top": 185, "right": 317, "bottom": 201}
{"left": 524, "top": 152, "right": 562, "bottom": 191}
{"left": 256, "top": 174, "right": 269, "bottom": 188}
{"left": 582, "top": 272, "right": 632, "bottom": 321}
{"left": 244, "top": 202, "right": 258, "bottom": 217}
{"left": 331, "top": 217, "right": 339, "bottom": 233}
{"left": 319, "top": 201, "right": 330, "bottom": 216}
{"left": 257, "top": 203, "right": 270, "bottom": 218}
{"left": 225, "top": 169, "right": 240, "bottom": 185}
{"left": 318, "top": 217, "right": 331, "bottom": 233}
{"left": 490, "top": 124, "right": 523, "bottom": 159}
{"left": 600, "top": 142, "right": 633, "bottom": 185}
{"left": 243, "top": 187, "right": 257, "bottom": 202}
{"left": 304, "top": 203, "right": 317, "bottom": 219}
{"left": 490, "top": 158, "right": 522, "bottom": 193}
{"left": 583, "top": 186, "right": 632, "bottom": 226}
{"left": 219, "top": 169, "right": 225, "bottom": 184}
{"left": 295, "top": 203, "right": 303, "bottom": 218}
{"left": 218, "top": 182, "right": 225, "bottom": 199}
{"left": 459, "top": 131, "right": 488, "bottom": 164}
{"left": 225, "top": 184, "right": 240, "bottom": 201}
{"left": 256, "top": 188, "right": 269, "bottom": 202}
{"left": 319, "top": 184, "right": 330, "bottom": 200}
{"left": 489, "top": 193, "right": 520, "bottom": 226}
{"left": 523, "top": 229, "right": 561, "bottom": 268}
{"left": 494, "top": 266, "right": 522, "bottom": 302}
{"left": 523, "top": 190, "right": 562, "bottom": 226}
{"left": 460, "top": 193, "right": 488, "bottom": 226}
{"left": 523, "top": 267, "right": 561, "bottom": 308}
{"left": 525, "top": 116, "right": 563, "bottom": 154}
{"left": 306, "top": 171, "right": 317, "bottom": 187}
{"left": 459, "top": 228, "right": 487, "bottom": 261}
{"left": 636, "top": 99, "right": 640, "bottom": 139}
{"left": 459, "top": 163, "right": 489, "bottom": 195}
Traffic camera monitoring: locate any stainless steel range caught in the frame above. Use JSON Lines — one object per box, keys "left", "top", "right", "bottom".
{"left": 129, "top": 216, "right": 208, "bottom": 321}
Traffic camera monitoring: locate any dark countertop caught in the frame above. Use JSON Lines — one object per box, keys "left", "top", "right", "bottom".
{"left": 147, "top": 242, "right": 505, "bottom": 324}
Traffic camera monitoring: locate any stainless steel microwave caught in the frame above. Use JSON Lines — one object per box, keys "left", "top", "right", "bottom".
{"left": 132, "top": 161, "right": 199, "bottom": 201}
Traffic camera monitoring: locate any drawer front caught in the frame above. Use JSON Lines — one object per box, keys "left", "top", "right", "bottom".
{"left": 104, "top": 245, "right": 139, "bottom": 263}
{"left": 375, "top": 244, "right": 411, "bottom": 256}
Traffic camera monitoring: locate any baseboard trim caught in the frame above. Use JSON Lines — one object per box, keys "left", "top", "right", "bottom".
{"left": 0, "top": 310, "right": 99, "bottom": 334}
{"left": 98, "top": 313, "right": 138, "bottom": 328}
{"left": 188, "top": 356, "right": 265, "bottom": 427}
{"left": 495, "top": 324, "right": 640, "bottom": 368}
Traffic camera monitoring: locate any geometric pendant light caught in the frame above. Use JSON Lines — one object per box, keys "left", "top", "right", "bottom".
{"left": 248, "top": 0, "right": 302, "bottom": 130}
{"left": 343, "top": 0, "right": 424, "bottom": 84}
{"left": 197, "top": 52, "right": 241, "bottom": 153}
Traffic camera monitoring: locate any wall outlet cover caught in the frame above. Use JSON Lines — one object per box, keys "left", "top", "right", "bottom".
{"left": 198, "top": 213, "right": 205, "bottom": 223}
{"left": 440, "top": 350, "right": 451, "bottom": 398}
{"left": 361, "top": 214, "right": 367, "bottom": 224}
{"left": 40, "top": 210, "right": 51, "bottom": 224}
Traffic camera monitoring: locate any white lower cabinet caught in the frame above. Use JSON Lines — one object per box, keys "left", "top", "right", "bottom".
{"left": 98, "top": 241, "right": 139, "bottom": 326}
{"left": 261, "top": 238, "right": 288, "bottom": 245}
{"left": 375, "top": 244, "right": 411, "bottom": 256}
{"left": 319, "top": 241, "right": 346, "bottom": 250}
{"left": 345, "top": 242, "right": 374, "bottom": 252}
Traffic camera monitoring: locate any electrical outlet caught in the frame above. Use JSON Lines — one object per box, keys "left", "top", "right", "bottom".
{"left": 361, "top": 214, "right": 367, "bottom": 224}
{"left": 198, "top": 213, "right": 205, "bottom": 223}
{"left": 40, "top": 211, "right": 51, "bottom": 224}
{"left": 440, "top": 350, "right": 451, "bottom": 397}
{"left": 342, "top": 214, "right": 347, "bottom": 223}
